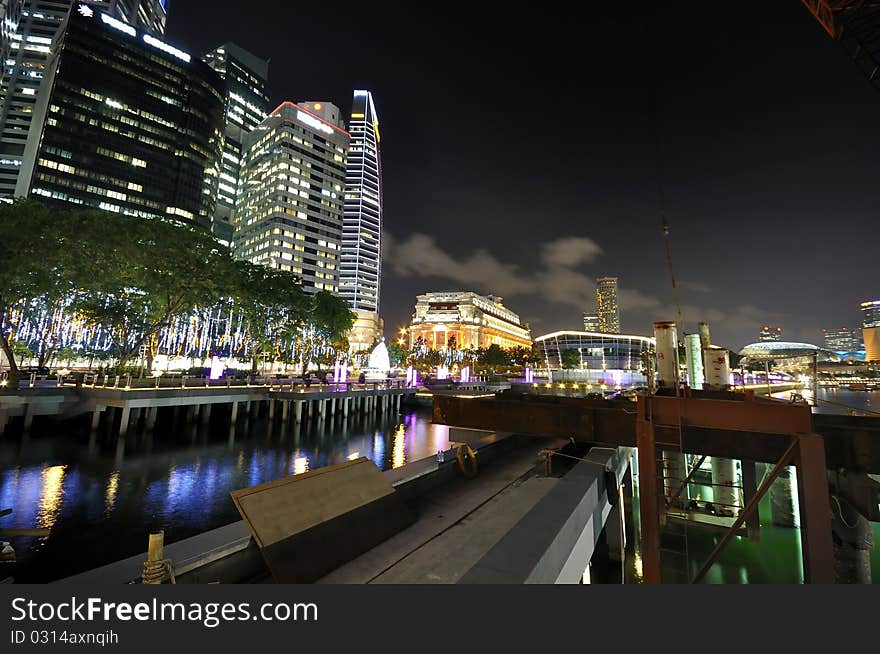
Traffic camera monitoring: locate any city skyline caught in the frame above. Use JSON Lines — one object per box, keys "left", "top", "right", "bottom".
{"left": 159, "top": 1, "right": 877, "bottom": 350}
{"left": 0, "top": 2, "right": 873, "bottom": 351}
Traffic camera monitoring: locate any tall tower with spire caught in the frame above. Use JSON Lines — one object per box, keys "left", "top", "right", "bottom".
{"left": 340, "top": 90, "right": 384, "bottom": 352}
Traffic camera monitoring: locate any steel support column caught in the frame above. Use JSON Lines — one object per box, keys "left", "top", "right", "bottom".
{"left": 636, "top": 416, "right": 662, "bottom": 584}
{"left": 796, "top": 433, "right": 835, "bottom": 583}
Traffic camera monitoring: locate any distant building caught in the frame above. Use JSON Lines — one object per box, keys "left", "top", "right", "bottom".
{"left": 864, "top": 327, "right": 880, "bottom": 362}
{"left": 758, "top": 325, "right": 783, "bottom": 342}
{"left": 596, "top": 277, "right": 620, "bottom": 333}
{"left": 861, "top": 299, "right": 880, "bottom": 328}
{"left": 15, "top": 7, "right": 225, "bottom": 226}
{"left": 0, "top": 1, "right": 167, "bottom": 198}
{"left": 202, "top": 42, "right": 269, "bottom": 244}
{"left": 738, "top": 341, "right": 840, "bottom": 368}
{"left": 535, "top": 330, "right": 655, "bottom": 387}
{"left": 582, "top": 313, "right": 600, "bottom": 332}
{"left": 821, "top": 326, "right": 860, "bottom": 353}
{"left": 233, "top": 101, "right": 348, "bottom": 294}
{"left": 408, "top": 291, "right": 532, "bottom": 351}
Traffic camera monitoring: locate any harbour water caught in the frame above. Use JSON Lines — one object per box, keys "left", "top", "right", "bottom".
{"left": 770, "top": 387, "right": 880, "bottom": 416}
{"left": 0, "top": 406, "right": 449, "bottom": 582}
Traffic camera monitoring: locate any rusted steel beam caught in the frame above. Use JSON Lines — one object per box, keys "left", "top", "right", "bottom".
{"left": 645, "top": 394, "right": 812, "bottom": 436}
{"left": 433, "top": 395, "right": 880, "bottom": 472}
{"left": 795, "top": 434, "right": 835, "bottom": 583}
{"left": 636, "top": 417, "right": 662, "bottom": 584}
{"left": 432, "top": 394, "right": 637, "bottom": 446}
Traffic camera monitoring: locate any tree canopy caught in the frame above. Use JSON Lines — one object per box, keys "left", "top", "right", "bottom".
{"left": 0, "top": 200, "right": 358, "bottom": 375}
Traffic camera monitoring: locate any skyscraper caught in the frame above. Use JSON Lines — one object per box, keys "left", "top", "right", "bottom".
{"left": 234, "top": 100, "right": 348, "bottom": 293}
{"left": 16, "top": 7, "right": 225, "bottom": 226}
{"left": 0, "top": 2, "right": 22, "bottom": 76}
{"left": 759, "top": 325, "right": 783, "bottom": 342}
{"left": 596, "top": 277, "right": 620, "bottom": 333}
{"left": 861, "top": 300, "right": 880, "bottom": 362}
{"left": 0, "top": 1, "right": 166, "bottom": 197}
{"left": 340, "top": 90, "right": 382, "bottom": 313}
{"left": 821, "top": 326, "right": 859, "bottom": 353}
{"left": 202, "top": 42, "right": 269, "bottom": 244}
{"left": 861, "top": 299, "right": 880, "bottom": 328}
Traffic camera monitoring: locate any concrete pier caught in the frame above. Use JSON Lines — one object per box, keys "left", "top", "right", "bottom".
{"left": 146, "top": 406, "right": 158, "bottom": 430}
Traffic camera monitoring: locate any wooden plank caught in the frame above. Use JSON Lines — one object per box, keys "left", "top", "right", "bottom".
{"left": 231, "top": 457, "right": 414, "bottom": 582}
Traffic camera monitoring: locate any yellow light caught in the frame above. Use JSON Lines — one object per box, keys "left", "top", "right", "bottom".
{"left": 351, "top": 112, "right": 365, "bottom": 118}
{"left": 37, "top": 465, "right": 66, "bottom": 530}
{"left": 587, "top": 384, "right": 593, "bottom": 390}
{"left": 314, "top": 102, "right": 322, "bottom": 110}
{"left": 532, "top": 383, "right": 538, "bottom": 388}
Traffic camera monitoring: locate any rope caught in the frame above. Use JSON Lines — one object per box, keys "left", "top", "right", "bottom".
{"left": 831, "top": 495, "right": 857, "bottom": 529}
{"left": 141, "top": 559, "right": 176, "bottom": 584}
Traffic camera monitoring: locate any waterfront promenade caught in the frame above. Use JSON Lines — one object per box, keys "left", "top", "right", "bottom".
{"left": 0, "top": 373, "right": 415, "bottom": 438}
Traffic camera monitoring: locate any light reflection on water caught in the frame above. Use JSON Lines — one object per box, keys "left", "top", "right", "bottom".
{"left": 0, "top": 408, "right": 447, "bottom": 582}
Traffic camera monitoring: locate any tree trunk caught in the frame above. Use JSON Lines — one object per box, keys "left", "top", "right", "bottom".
{"left": 0, "top": 333, "right": 19, "bottom": 374}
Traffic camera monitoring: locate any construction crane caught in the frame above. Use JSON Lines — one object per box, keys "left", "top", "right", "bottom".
{"left": 802, "top": 1, "right": 880, "bottom": 90}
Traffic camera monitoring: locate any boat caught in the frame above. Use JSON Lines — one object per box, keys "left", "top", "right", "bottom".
{"left": 848, "top": 383, "right": 868, "bottom": 391}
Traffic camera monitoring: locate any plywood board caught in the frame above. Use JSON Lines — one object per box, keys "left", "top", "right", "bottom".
{"left": 231, "top": 457, "right": 414, "bottom": 582}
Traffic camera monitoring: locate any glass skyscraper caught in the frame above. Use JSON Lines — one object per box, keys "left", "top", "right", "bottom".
{"left": 234, "top": 100, "right": 348, "bottom": 294}
{"left": 340, "top": 90, "right": 382, "bottom": 313}
{"left": 16, "top": 6, "right": 224, "bottom": 226}
{"left": 202, "top": 41, "right": 269, "bottom": 244}
{"left": 0, "top": 1, "right": 166, "bottom": 197}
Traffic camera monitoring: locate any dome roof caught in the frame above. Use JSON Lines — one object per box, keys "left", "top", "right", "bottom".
{"left": 738, "top": 341, "right": 840, "bottom": 362}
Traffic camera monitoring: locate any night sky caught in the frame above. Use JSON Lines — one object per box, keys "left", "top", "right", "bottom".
{"left": 166, "top": 1, "right": 878, "bottom": 350}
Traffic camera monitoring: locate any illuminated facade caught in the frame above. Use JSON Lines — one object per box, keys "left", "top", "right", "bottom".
{"left": 0, "top": 1, "right": 166, "bottom": 198}
{"left": 535, "top": 330, "right": 655, "bottom": 386}
{"left": 202, "top": 42, "right": 269, "bottom": 244}
{"left": 0, "top": 2, "right": 22, "bottom": 86}
{"left": 822, "top": 326, "right": 860, "bottom": 353}
{"left": 348, "top": 309, "right": 385, "bottom": 354}
{"left": 596, "top": 277, "right": 620, "bottom": 333}
{"left": 739, "top": 341, "right": 840, "bottom": 367}
{"left": 407, "top": 291, "right": 531, "bottom": 351}
{"left": 234, "top": 101, "right": 348, "bottom": 293}
{"left": 340, "top": 90, "right": 382, "bottom": 313}
{"left": 582, "top": 313, "right": 599, "bottom": 331}
{"left": 758, "top": 325, "right": 783, "bottom": 342}
{"left": 15, "top": 7, "right": 224, "bottom": 226}
{"left": 862, "top": 299, "right": 880, "bottom": 328}
{"left": 864, "top": 327, "right": 880, "bottom": 362}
